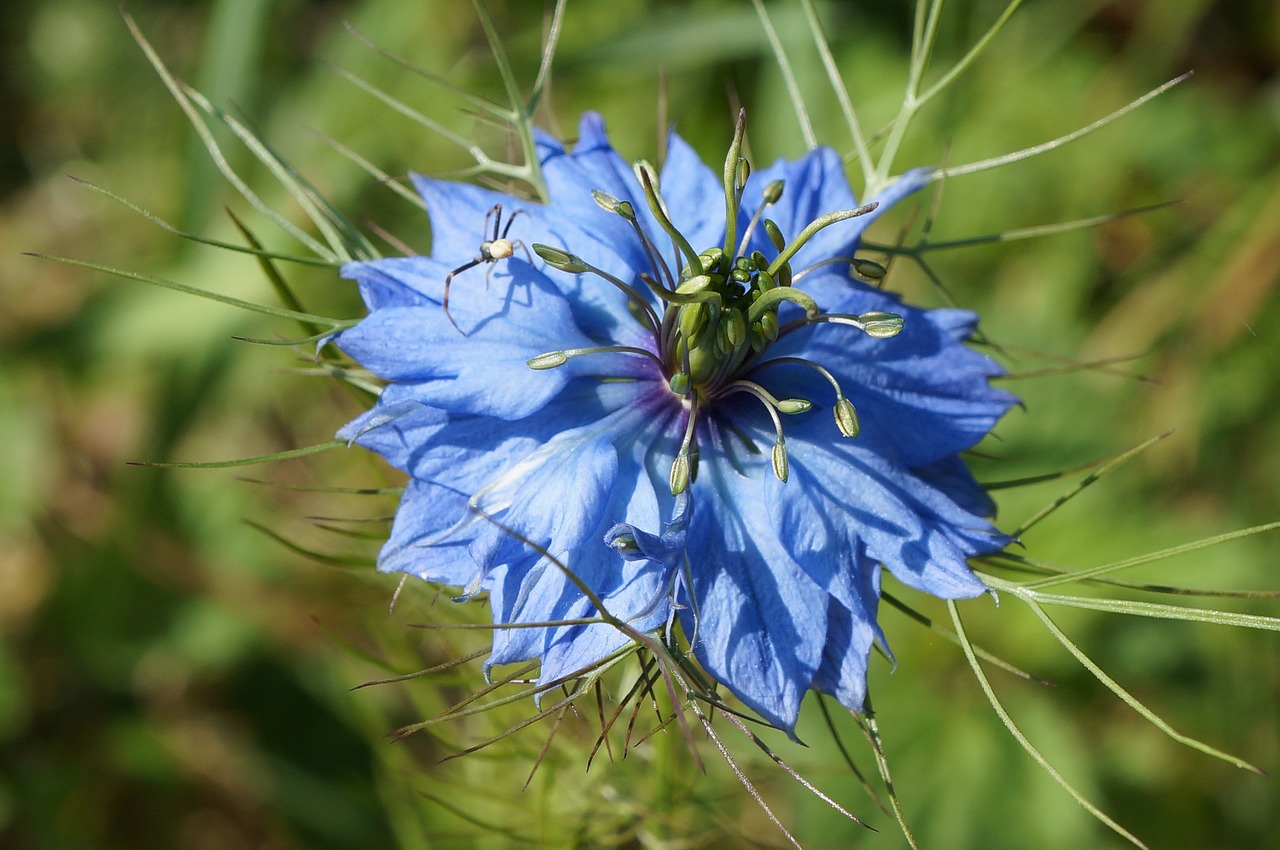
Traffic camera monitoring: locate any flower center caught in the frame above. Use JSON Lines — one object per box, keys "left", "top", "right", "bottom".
{"left": 530, "top": 111, "right": 907, "bottom": 495}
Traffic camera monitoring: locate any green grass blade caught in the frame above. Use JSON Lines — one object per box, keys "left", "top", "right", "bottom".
{"left": 1019, "top": 597, "right": 1262, "bottom": 773}
{"left": 1010, "top": 433, "right": 1172, "bottom": 537}
{"left": 1023, "top": 521, "right": 1280, "bottom": 589}
{"left": 326, "top": 62, "right": 496, "bottom": 165}
{"left": 128, "top": 440, "right": 347, "bottom": 469}
{"left": 123, "top": 10, "right": 337, "bottom": 260}
{"left": 244, "top": 520, "right": 377, "bottom": 569}
{"left": 855, "top": 700, "right": 920, "bottom": 850}
{"left": 225, "top": 208, "right": 325, "bottom": 339}
{"left": 528, "top": 0, "right": 568, "bottom": 116}
{"left": 883, "top": 591, "right": 1050, "bottom": 684}
{"left": 949, "top": 601, "right": 1150, "bottom": 849}
{"left": 237, "top": 478, "right": 403, "bottom": 496}
{"left": 990, "top": 579, "right": 1280, "bottom": 632}
{"left": 750, "top": 0, "right": 816, "bottom": 150}
{"left": 68, "top": 176, "right": 336, "bottom": 267}
{"left": 916, "top": 0, "right": 1025, "bottom": 109}
{"left": 470, "top": 0, "right": 548, "bottom": 199}
{"left": 341, "top": 21, "right": 510, "bottom": 119}
{"left": 800, "top": 0, "right": 872, "bottom": 185}
{"left": 28, "top": 253, "right": 352, "bottom": 327}
{"left": 937, "top": 73, "right": 1193, "bottom": 181}
{"left": 180, "top": 84, "right": 376, "bottom": 261}
{"left": 307, "top": 128, "right": 425, "bottom": 212}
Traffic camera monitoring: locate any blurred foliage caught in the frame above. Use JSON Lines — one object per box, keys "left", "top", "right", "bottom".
{"left": 2, "top": 0, "right": 1278, "bottom": 848}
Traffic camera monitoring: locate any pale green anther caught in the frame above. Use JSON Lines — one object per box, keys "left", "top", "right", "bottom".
{"left": 756, "top": 268, "right": 776, "bottom": 292}
{"left": 731, "top": 269, "right": 751, "bottom": 284}
{"left": 772, "top": 438, "right": 789, "bottom": 483}
{"left": 734, "top": 157, "right": 751, "bottom": 193}
{"left": 775, "top": 398, "right": 812, "bottom": 414}
{"left": 764, "top": 219, "right": 785, "bottom": 251}
{"left": 614, "top": 200, "right": 636, "bottom": 220}
{"left": 725, "top": 309, "right": 747, "bottom": 347}
{"left": 834, "top": 397, "right": 861, "bottom": 438}
{"left": 527, "top": 351, "right": 569, "bottom": 370}
{"left": 714, "top": 318, "right": 732, "bottom": 355}
{"left": 688, "top": 344, "right": 717, "bottom": 384}
{"left": 592, "top": 190, "right": 621, "bottom": 212}
{"left": 668, "top": 372, "right": 691, "bottom": 395}
{"left": 679, "top": 302, "right": 707, "bottom": 340}
{"left": 762, "top": 180, "right": 785, "bottom": 205}
{"left": 851, "top": 257, "right": 887, "bottom": 280}
{"left": 759, "top": 311, "right": 779, "bottom": 341}
{"left": 670, "top": 453, "right": 691, "bottom": 495}
{"left": 701, "top": 247, "right": 724, "bottom": 268}
{"left": 532, "top": 243, "right": 588, "bottom": 273}
{"left": 675, "top": 274, "right": 713, "bottom": 296}
{"left": 858, "top": 311, "right": 905, "bottom": 338}
{"left": 766, "top": 202, "right": 879, "bottom": 277}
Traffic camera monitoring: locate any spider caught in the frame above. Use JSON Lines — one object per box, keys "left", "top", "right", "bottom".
{"left": 443, "top": 203, "right": 530, "bottom": 332}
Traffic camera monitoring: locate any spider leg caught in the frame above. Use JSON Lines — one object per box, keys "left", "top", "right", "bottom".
{"left": 511, "top": 239, "right": 532, "bottom": 263}
{"left": 444, "top": 257, "right": 482, "bottom": 333}
{"left": 501, "top": 208, "right": 526, "bottom": 239}
{"left": 486, "top": 204, "right": 503, "bottom": 242}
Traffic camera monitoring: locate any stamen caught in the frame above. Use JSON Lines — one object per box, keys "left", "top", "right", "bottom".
{"left": 527, "top": 345, "right": 665, "bottom": 371}
{"left": 722, "top": 380, "right": 811, "bottom": 415}
{"left": 533, "top": 244, "right": 661, "bottom": 333}
{"left": 763, "top": 219, "right": 786, "bottom": 251}
{"left": 765, "top": 202, "right": 879, "bottom": 277}
{"left": 669, "top": 397, "right": 700, "bottom": 495}
{"left": 747, "top": 356, "right": 861, "bottom": 438}
{"left": 722, "top": 380, "right": 795, "bottom": 483}
{"left": 736, "top": 180, "right": 785, "bottom": 257}
{"left": 593, "top": 190, "right": 675, "bottom": 289}
{"left": 635, "top": 162, "right": 704, "bottom": 277}
{"left": 791, "top": 254, "right": 888, "bottom": 284}
{"left": 777, "top": 311, "right": 905, "bottom": 340}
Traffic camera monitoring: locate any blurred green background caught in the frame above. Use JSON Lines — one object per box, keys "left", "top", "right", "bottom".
{"left": 2, "top": 0, "right": 1278, "bottom": 847}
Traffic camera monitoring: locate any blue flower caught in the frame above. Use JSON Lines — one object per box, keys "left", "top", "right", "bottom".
{"left": 334, "top": 112, "right": 1016, "bottom": 734}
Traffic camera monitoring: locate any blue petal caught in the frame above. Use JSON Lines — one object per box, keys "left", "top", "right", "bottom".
{"left": 755, "top": 274, "right": 1016, "bottom": 467}
{"left": 680, "top": 443, "right": 830, "bottom": 735}
{"left": 764, "top": 418, "right": 1002, "bottom": 599}
{"left": 375, "top": 478, "right": 481, "bottom": 588}
{"left": 812, "top": 559, "right": 884, "bottom": 711}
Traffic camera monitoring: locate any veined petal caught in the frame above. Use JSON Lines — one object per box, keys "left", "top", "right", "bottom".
{"left": 682, "top": 437, "right": 829, "bottom": 735}
{"left": 812, "top": 559, "right": 885, "bottom": 711}
{"left": 767, "top": 422, "right": 1002, "bottom": 600}
{"left": 375, "top": 478, "right": 481, "bottom": 588}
